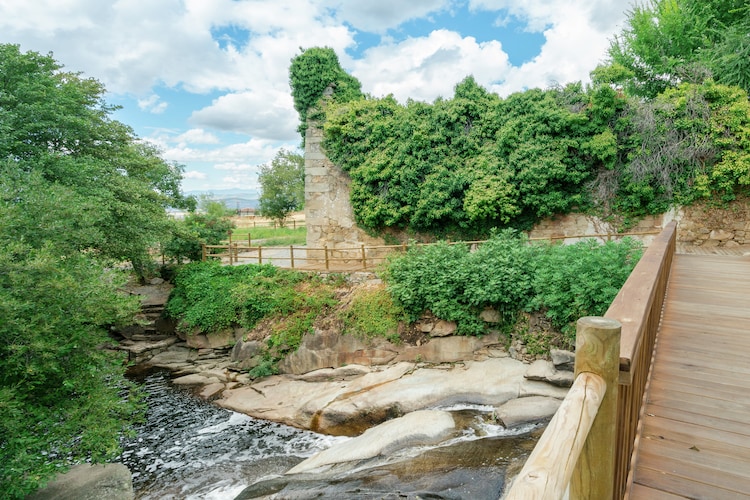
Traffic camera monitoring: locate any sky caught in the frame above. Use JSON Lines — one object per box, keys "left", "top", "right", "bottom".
{"left": 0, "top": 0, "right": 635, "bottom": 196}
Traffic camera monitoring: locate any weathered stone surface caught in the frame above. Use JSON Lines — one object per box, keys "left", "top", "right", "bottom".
{"left": 709, "top": 229, "right": 734, "bottom": 241}
{"left": 27, "top": 463, "right": 133, "bottom": 500}
{"left": 430, "top": 320, "right": 457, "bottom": 337}
{"left": 231, "top": 339, "right": 262, "bottom": 362}
{"left": 550, "top": 349, "right": 575, "bottom": 371}
{"left": 294, "top": 364, "right": 371, "bottom": 383}
{"left": 200, "top": 382, "right": 226, "bottom": 399}
{"left": 287, "top": 410, "right": 455, "bottom": 474}
{"left": 278, "top": 329, "right": 398, "bottom": 374}
{"left": 185, "top": 328, "right": 237, "bottom": 349}
{"left": 394, "top": 334, "right": 502, "bottom": 364}
{"left": 172, "top": 373, "right": 220, "bottom": 385}
{"left": 480, "top": 308, "right": 501, "bottom": 323}
{"left": 524, "top": 360, "right": 556, "bottom": 381}
{"left": 495, "top": 396, "right": 562, "bottom": 428}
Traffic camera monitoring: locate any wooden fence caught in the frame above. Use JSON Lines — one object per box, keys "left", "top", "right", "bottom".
{"left": 202, "top": 230, "right": 663, "bottom": 270}
{"left": 503, "top": 221, "right": 677, "bottom": 499}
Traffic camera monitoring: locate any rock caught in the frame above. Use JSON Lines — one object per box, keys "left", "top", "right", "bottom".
{"left": 200, "top": 382, "right": 226, "bottom": 399}
{"left": 394, "top": 334, "right": 501, "bottom": 364}
{"left": 725, "top": 240, "right": 740, "bottom": 248}
{"left": 495, "top": 396, "right": 562, "bottom": 428}
{"left": 148, "top": 277, "right": 165, "bottom": 285}
{"left": 550, "top": 349, "right": 575, "bottom": 371}
{"left": 231, "top": 339, "right": 262, "bottom": 362}
{"left": 480, "top": 308, "right": 501, "bottom": 323}
{"left": 172, "top": 373, "right": 220, "bottom": 385}
{"left": 525, "top": 360, "right": 556, "bottom": 381}
{"left": 287, "top": 410, "right": 456, "bottom": 474}
{"left": 27, "top": 463, "right": 133, "bottom": 500}
{"left": 278, "top": 329, "right": 398, "bottom": 375}
{"left": 185, "top": 328, "right": 237, "bottom": 349}
{"left": 294, "top": 365, "right": 371, "bottom": 383}
{"left": 709, "top": 229, "right": 734, "bottom": 241}
{"left": 419, "top": 321, "right": 434, "bottom": 333}
{"left": 430, "top": 320, "right": 457, "bottom": 337}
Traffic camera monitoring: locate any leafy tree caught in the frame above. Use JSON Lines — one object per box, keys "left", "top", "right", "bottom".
{"left": 288, "top": 47, "right": 363, "bottom": 140}
{"left": 602, "top": 0, "right": 750, "bottom": 97}
{"left": 0, "top": 43, "right": 191, "bottom": 496}
{"left": 0, "top": 43, "right": 194, "bottom": 281}
{"left": 258, "top": 149, "right": 304, "bottom": 224}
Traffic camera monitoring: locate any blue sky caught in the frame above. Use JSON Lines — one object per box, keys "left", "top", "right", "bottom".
{"left": 0, "top": 0, "right": 634, "bottom": 195}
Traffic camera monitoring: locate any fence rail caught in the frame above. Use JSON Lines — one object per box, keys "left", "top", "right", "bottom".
{"left": 202, "top": 230, "right": 663, "bottom": 270}
{"left": 502, "top": 221, "right": 677, "bottom": 499}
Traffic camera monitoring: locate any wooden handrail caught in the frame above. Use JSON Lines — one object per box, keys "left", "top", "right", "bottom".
{"left": 504, "top": 222, "right": 676, "bottom": 500}
{"left": 505, "top": 317, "right": 621, "bottom": 500}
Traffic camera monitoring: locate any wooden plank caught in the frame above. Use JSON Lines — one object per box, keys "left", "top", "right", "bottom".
{"left": 628, "top": 483, "right": 688, "bottom": 500}
{"left": 629, "top": 253, "right": 750, "bottom": 498}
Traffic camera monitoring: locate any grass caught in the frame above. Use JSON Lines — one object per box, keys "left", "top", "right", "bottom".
{"left": 228, "top": 226, "right": 307, "bottom": 246}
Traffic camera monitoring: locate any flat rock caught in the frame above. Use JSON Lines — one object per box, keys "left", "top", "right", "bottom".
{"left": 287, "top": 410, "right": 455, "bottom": 474}
{"left": 172, "top": 373, "right": 220, "bottom": 385}
{"left": 495, "top": 396, "right": 562, "bottom": 427}
{"left": 27, "top": 463, "right": 133, "bottom": 500}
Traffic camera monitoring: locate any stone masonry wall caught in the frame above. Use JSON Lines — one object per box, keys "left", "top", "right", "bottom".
{"left": 304, "top": 122, "right": 385, "bottom": 262}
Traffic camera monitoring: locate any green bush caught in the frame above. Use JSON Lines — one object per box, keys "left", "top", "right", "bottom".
{"left": 384, "top": 233, "right": 642, "bottom": 339}
{"left": 340, "top": 286, "right": 405, "bottom": 343}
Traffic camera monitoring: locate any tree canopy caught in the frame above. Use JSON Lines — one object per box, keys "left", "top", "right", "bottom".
{"left": 601, "top": 0, "right": 750, "bottom": 98}
{"left": 258, "top": 148, "right": 304, "bottom": 224}
{"left": 0, "top": 43, "right": 193, "bottom": 497}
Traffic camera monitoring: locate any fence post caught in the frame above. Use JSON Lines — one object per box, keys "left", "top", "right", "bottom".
{"left": 202, "top": 244, "right": 206, "bottom": 262}
{"left": 290, "top": 245, "right": 295, "bottom": 269}
{"left": 228, "top": 232, "right": 233, "bottom": 265}
{"left": 361, "top": 244, "right": 367, "bottom": 270}
{"left": 258, "top": 245, "right": 262, "bottom": 265}
{"left": 570, "top": 317, "right": 621, "bottom": 500}
{"left": 248, "top": 233, "right": 251, "bottom": 246}
{"left": 324, "top": 245, "right": 329, "bottom": 270}
{"left": 293, "top": 219, "right": 296, "bottom": 230}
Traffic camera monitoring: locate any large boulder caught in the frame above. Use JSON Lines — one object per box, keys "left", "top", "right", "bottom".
{"left": 278, "top": 329, "right": 398, "bottom": 374}
{"left": 287, "top": 410, "right": 456, "bottom": 474}
{"left": 27, "top": 463, "right": 133, "bottom": 500}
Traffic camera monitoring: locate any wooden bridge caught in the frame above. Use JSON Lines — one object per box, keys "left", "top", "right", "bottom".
{"left": 505, "top": 221, "right": 750, "bottom": 499}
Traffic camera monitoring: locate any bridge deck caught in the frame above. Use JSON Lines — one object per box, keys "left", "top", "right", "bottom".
{"left": 630, "top": 253, "right": 750, "bottom": 499}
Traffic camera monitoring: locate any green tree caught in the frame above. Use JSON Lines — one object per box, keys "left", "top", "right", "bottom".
{"left": 602, "top": 0, "right": 750, "bottom": 97}
{"left": 0, "top": 43, "right": 193, "bottom": 281}
{"left": 0, "top": 43, "right": 190, "bottom": 496}
{"left": 288, "top": 47, "right": 363, "bottom": 140}
{"left": 258, "top": 149, "right": 304, "bottom": 224}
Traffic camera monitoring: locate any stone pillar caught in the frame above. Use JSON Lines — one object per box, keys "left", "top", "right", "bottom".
{"left": 304, "top": 121, "right": 385, "bottom": 265}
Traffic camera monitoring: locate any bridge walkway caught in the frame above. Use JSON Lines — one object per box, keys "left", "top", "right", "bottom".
{"left": 629, "top": 253, "right": 750, "bottom": 499}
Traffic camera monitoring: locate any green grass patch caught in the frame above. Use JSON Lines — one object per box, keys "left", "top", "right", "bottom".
{"left": 229, "top": 226, "right": 306, "bottom": 246}
{"left": 339, "top": 285, "right": 405, "bottom": 343}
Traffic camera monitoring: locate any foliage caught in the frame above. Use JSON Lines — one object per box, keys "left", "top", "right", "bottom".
{"left": 528, "top": 238, "right": 644, "bottom": 344}
{"left": 0, "top": 243, "right": 143, "bottom": 497}
{"left": 339, "top": 286, "right": 405, "bottom": 343}
{"left": 258, "top": 149, "right": 305, "bottom": 224}
{"left": 288, "top": 47, "right": 363, "bottom": 140}
{"left": 231, "top": 226, "right": 307, "bottom": 247}
{"left": 166, "top": 262, "right": 337, "bottom": 367}
{"left": 0, "top": 43, "right": 193, "bottom": 281}
{"left": 603, "top": 0, "right": 750, "bottom": 98}
{"left": 163, "top": 210, "right": 235, "bottom": 263}
{"left": 384, "top": 233, "right": 642, "bottom": 338}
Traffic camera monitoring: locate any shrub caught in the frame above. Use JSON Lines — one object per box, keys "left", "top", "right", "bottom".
{"left": 340, "top": 285, "right": 405, "bottom": 343}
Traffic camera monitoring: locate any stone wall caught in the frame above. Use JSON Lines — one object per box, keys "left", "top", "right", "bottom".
{"left": 304, "top": 122, "right": 385, "bottom": 262}
{"left": 527, "top": 198, "right": 750, "bottom": 249}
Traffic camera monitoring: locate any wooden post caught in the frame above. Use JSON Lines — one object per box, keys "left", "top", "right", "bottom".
{"left": 361, "top": 244, "right": 367, "bottom": 270}
{"left": 258, "top": 245, "right": 262, "bottom": 265}
{"left": 290, "top": 245, "right": 295, "bottom": 269}
{"left": 571, "top": 317, "right": 621, "bottom": 500}
{"left": 293, "top": 219, "right": 296, "bottom": 229}
{"left": 228, "top": 231, "right": 233, "bottom": 265}
{"left": 202, "top": 244, "right": 206, "bottom": 261}
{"left": 324, "top": 245, "right": 329, "bottom": 270}
{"left": 248, "top": 233, "right": 252, "bottom": 246}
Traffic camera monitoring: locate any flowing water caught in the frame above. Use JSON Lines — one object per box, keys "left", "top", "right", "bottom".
{"left": 121, "top": 370, "right": 541, "bottom": 499}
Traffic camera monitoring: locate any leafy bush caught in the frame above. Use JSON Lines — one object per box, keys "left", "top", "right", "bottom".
{"left": 384, "top": 233, "right": 642, "bottom": 339}
{"left": 339, "top": 286, "right": 405, "bottom": 343}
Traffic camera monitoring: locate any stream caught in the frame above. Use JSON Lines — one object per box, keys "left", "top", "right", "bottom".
{"left": 120, "top": 369, "right": 541, "bottom": 499}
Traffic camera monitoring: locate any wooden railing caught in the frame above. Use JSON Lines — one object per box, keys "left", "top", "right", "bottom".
{"left": 503, "top": 221, "right": 677, "bottom": 499}
{"left": 202, "top": 230, "right": 662, "bottom": 270}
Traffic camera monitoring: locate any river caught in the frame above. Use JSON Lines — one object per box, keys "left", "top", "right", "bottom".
{"left": 120, "top": 369, "right": 541, "bottom": 499}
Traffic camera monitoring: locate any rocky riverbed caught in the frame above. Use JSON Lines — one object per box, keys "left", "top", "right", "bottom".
{"left": 112, "top": 277, "right": 576, "bottom": 498}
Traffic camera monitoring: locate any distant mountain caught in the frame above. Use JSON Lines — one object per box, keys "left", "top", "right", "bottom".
{"left": 185, "top": 189, "right": 259, "bottom": 210}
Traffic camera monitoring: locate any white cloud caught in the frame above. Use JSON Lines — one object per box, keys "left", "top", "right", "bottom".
{"left": 214, "top": 162, "right": 255, "bottom": 171}
{"left": 324, "top": 0, "right": 452, "bottom": 32}
{"left": 189, "top": 91, "right": 298, "bottom": 140}
{"left": 174, "top": 129, "right": 220, "bottom": 145}
{"left": 182, "top": 170, "right": 207, "bottom": 179}
{"left": 353, "top": 29, "right": 510, "bottom": 102}
{"left": 137, "top": 94, "right": 168, "bottom": 114}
